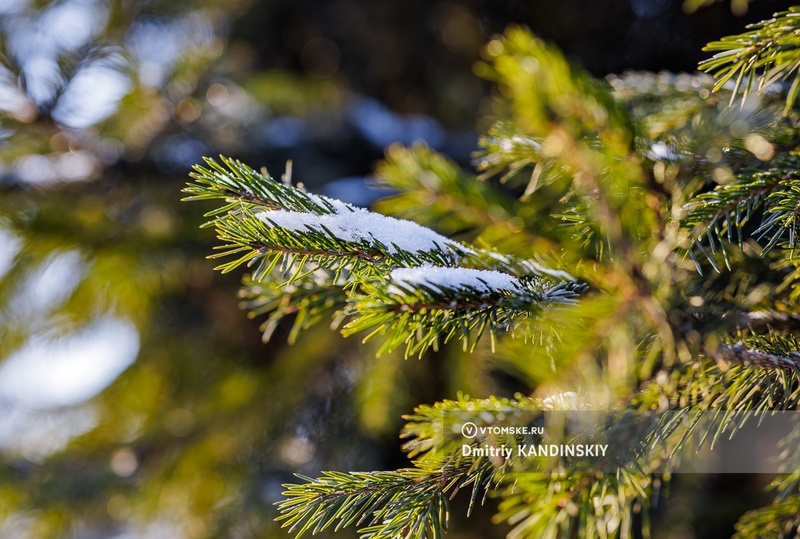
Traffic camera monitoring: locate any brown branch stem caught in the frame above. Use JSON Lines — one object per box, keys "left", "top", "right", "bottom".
{"left": 717, "top": 342, "right": 800, "bottom": 370}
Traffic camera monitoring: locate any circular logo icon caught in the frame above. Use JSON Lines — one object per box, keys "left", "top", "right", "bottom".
{"left": 461, "top": 422, "right": 478, "bottom": 439}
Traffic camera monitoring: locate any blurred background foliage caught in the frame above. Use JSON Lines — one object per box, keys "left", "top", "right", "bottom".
{"left": 0, "top": 0, "right": 795, "bottom": 537}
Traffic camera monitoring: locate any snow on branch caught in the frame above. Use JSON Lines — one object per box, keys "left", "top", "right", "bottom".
{"left": 387, "top": 266, "right": 520, "bottom": 295}
{"left": 185, "top": 156, "right": 585, "bottom": 355}
{"left": 256, "top": 201, "right": 470, "bottom": 259}
{"left": 386, "top": 265, "right": 582, "bottom": 305}
{"left": 185, "top": 157, "right": 477, "bottom": 279}
{"left": 344, "top": 265, "right": 583, "bottom": 357}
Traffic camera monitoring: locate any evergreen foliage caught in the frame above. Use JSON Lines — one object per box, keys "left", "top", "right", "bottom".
{"left": 186, "top": 11, "right": 800, "bottom": 539}
{"left": 185, "top": 156, "right": 581, "bottom": 358}
{"left": 701, "top": 7, "right": 800, "bottom": 113}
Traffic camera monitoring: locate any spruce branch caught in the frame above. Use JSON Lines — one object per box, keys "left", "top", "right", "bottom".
{"left": 185, "top": 156, "right": 582, "bottom": 354}
{"left": 475, "top": 27, "right": 635, "bottom": 144}
{"left": 701, "top": 7, "right": 800, "bottom": 114}
{"left": 184, "top": 155, "right": 337, "bottom": 214}
{"left": 397, "top": 384, "right": 800, "bottom": 539}
{"left": 633, "top": 340, "right": 800, "bottom": 470}
{"left": 343, "top": 266, "right": 582, "bottom": 358}
{"left": 474, "top": 26, "right": 660, "bottom": 261}
{"left": 181, "top": 21, "right": 800, "bottom": 536}
{"left": 717, "top": 341, "right": 800, "bottom": 370}
{"left": 464, "top": 250, "right": 579, "bottom": 283}
{"left": 732, "top": 495, "right": 800, "bottom": 539}
{"left": 496, "top": 470, "right": 653, "bottom": 539}
{"left": 185, "top": 155, "right": 480, "bottom": 287}
{"left": 305, "top": 375, "right": 798, "bottom": 539}
{"left": 639, "top": 350, "right": 800, "bottom": 413}
{"left": 374, "top": 143, "right": 520, "bottom": 237}
{"left": 734, "top": 310, "right": 800, "bottom": 332}
{"left": 405, "top": 398, "right": 655, "bottom": 539}
{"left": 276, "top": 462, "right": 496, "bottom": 539}
{"left": 402, "top": 394, "right": 663, "bottom": 539}
{"left": 760, "top": 178, "right": 800, "bottom": 252}
{"left": 278, "top": 363, "right": 799, "bottom": 539}
{"left": 682, "top": 153, "right": 800, "bottom": 271}
{"left": 166, "top": 17, "right": 800, "bottom": 539}
{"left": 239, "top": 271, "right": 348, "bottom": 344}
{"left": 400, "top": 394, "right": 549, "bottom": 460}
{"left": 476, "top": 121, "right": 569, "bottom": 194}
{"left": 186, "top": 156, "right": 473, "bottom": 278}
{"left": 289, "top": 394, "right": 653, "bottom": 539}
